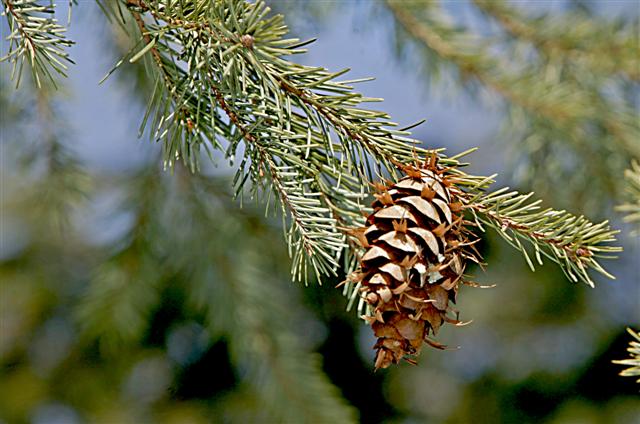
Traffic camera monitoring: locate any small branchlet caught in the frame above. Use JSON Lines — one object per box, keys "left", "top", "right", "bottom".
{"left": 465, "top": 188, "right": 621, "bottom": 287}
{"left": 613, "top": 328, "right": 640, "bottom": 384}
{"left": 1, "top": 0, "right": 75, "bottom": 88}
{"left": 616, "top": 160, "right": 640, "bottom": 236}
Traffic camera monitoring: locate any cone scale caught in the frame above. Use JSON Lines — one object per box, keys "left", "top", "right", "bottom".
{"left": 350, "top": 159, "right": 477, "bottom": 370}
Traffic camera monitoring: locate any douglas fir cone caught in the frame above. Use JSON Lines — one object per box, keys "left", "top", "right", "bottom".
{"left": 349, "top": 157, "right": 480, "bottom": 369}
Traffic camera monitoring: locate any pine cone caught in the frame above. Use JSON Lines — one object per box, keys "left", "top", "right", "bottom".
{"left": 350, "top": 159, "right": 478, "bottom": 370}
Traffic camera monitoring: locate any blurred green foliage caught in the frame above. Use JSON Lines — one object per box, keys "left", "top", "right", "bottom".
{"left": 384, "top": 0, "right": 639, "bottom": 216}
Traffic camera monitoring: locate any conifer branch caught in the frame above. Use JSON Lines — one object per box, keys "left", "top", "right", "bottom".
{"left": 616, "top": 160, "right": 640, "bottom": 235}
{"left": 103, "top": 0, "right": 620, "bottom": 287}
{"left": 130, "top": 10, "right": 346, "bottom": 281}
{"left": 384, "top": 0, "right": 582, "bottom": 123}
{"left": 613, "top": 328, "right": 640, "bottom": 383}
{"left": 116, "top": 0, "right": 462, "bottom": 281}
{"left": 473, "top": 0, "right": 640, "bottom": 81}
{"left": 465, "top": 188, "right": 621, "bottom": 287}
{"left": 1, "top": 0, "right": 74, "bottom": 88}
{"left": 385, "top": 0, "right": 639, "bottom": 213}
{"left": 474, "top": 0, "right": 640, "bottom": 159}
{"left": 385, "top": 0, "right": 639, "bottom": 153}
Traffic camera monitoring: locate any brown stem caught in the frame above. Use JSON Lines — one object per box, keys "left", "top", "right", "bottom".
{"left": 127, "top": 0, "right": 231, "bottom": 39}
